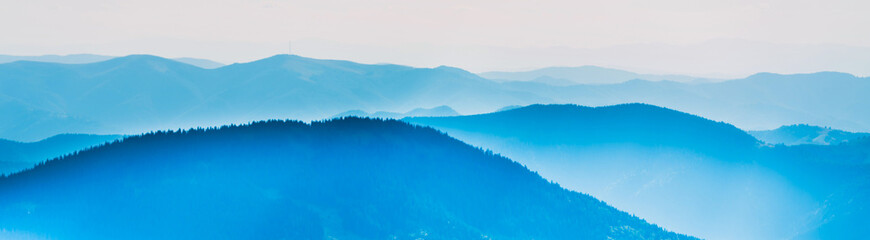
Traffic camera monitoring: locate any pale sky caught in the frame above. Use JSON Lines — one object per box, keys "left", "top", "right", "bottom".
{"left": 1, "top": 0, "right": 869, "bottom": 77}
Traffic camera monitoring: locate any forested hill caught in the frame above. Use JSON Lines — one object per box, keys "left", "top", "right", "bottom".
{"left": 0, "top": 118, "right": 694, "bottom": 240}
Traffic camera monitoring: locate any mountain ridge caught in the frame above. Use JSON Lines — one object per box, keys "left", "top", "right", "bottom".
{"left": 3, "top": 53, "right": 869, "bottom": 142}
{"left": 0, "top": 54, "right": 543, "bottom": 141}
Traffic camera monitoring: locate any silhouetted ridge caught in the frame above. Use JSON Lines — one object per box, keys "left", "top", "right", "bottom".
{"left": 0, "top": 118, "right": 694, "bottom": 240}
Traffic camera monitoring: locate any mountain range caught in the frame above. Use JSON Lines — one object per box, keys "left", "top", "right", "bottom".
{"left": 1, "top": 54, "right": 868, "bottom": 143}
{"left": 0, "top": 54, "right": 541, "bottom": 141}
{"left": 497, "top": 71, "right": 870, "bottom": 132}
{"left": 0, "top": 118, "right": 695, "bottom": 240}
{"left": 405, "top": 104, "right": 870, "bottom": 240}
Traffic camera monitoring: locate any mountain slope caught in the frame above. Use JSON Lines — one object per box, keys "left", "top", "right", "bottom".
{"left": 405, "top": 104, "right": 869, "bottom": 240}
{"left": 749, "top": 124, "right": 870, "bottom": 146}
{"left": 0, "top": 134, "right": 123, "bottom": 175}
{"left": 0, "top": 118, "right": 694, "bottom": 240}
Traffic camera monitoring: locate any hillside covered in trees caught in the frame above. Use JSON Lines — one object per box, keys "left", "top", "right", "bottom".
{"left": 0, "top": 118, "right": 694, "bottom": 240}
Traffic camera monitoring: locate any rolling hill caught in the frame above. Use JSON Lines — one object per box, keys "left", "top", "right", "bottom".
{"left": 405, "top": 104, "right": 870, "bottom": 240}
{"left": 0, "top": 118, "right": 694, "bottom": 240}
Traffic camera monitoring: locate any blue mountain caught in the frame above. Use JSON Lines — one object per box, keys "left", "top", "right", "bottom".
{"left": 405, "top": 104, "right": 870, "bottom": 240}
{"left": 499, "top": 72, "right": 870, "bottom": 132}
{"left": 2, "top": 54, "right": 869, "bottom": 142}
{"left": 0, "top": 118, "right": 695, "bottom": 240}
{"left": 0, "top": 54, "right": 542, "bottom": 141}
{"left": 0, "top": 134, "right": 123, "bottom": 175}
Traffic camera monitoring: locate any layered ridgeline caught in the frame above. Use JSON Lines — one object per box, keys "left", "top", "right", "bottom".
{"left": 2, "top": 54, "right": 870, "bottom": 141}
{"left": 405, "top": 104, "right": 870, "bottom": 240}
{"left": 0, "top": 134, "right": 123, "bottom": 175}
{"left": 0, "top": 118, "right": 694, "bottom": 240}
{"left": 496, "top": 71, "right": 870, "bottom": 132}
{"left": 749, "top": 124, "right": 870, "bottom": 146}
{"left": 0, "top": 54, "right": 541, "bottom": 141}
